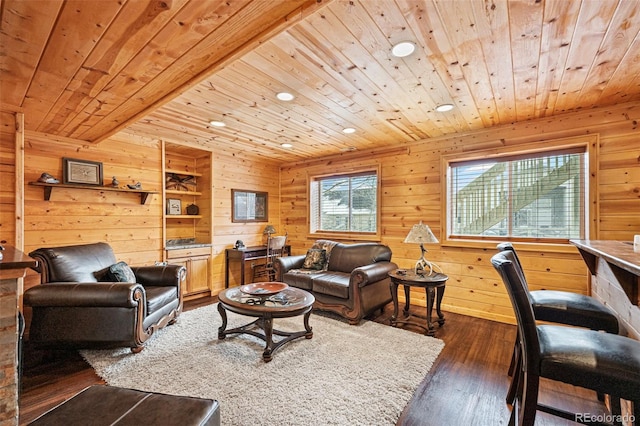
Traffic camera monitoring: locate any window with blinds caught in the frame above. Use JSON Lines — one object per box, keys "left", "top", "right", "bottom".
{"left": 447, "top": 148, "right": 586, "bottom": 242}
{"left": 309, "top": 171, "right": 378, "bottom": 234}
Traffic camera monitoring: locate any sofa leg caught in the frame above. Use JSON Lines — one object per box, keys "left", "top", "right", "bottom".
{"left": 130, "top": 346, "right": 144, "bottom": 354}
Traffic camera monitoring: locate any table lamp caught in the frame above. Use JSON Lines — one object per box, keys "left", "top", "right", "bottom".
{"left": 263, "top": 225, "right": 276, "bottom": 236}
{"left": 403, "top": 221, "right": 442, "bottom": 276}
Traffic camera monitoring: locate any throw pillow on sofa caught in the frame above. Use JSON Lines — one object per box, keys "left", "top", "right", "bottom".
{"left": 302, "top": 248, "right": 327, "bottom": 270}
{"left": 107, "top": 261, "right": 137, "bottom": 283}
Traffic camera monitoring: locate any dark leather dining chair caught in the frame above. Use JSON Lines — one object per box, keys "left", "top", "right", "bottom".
{"left": 491, "top": 250, "right": 640, "bottom": 426}
{"left": 496, "top": 242, "right": 619, "bottom": 403}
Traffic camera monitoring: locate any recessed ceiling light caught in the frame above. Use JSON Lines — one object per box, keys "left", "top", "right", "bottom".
{"left": 342, "top": 127, "right": 356, "bottom": 134}
{"left": 281, "top": 143, "right": 293, "bottom": 149}
{"left": 391, "top": 41, "right": 416, "bottom": 58}
{"left": 435, "top": 103, "right": 454, "bottom": 112}
{"left": 276, "top": 92, "right": 294, "bottom": 101}
{"left": 209, "top": 120, "right": 226, "bottom": 127}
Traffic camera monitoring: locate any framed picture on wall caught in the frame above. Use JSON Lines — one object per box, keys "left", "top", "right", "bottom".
{"left": 62, "top": 158, "right": 103, "bottom": 186}
{"left": 166, "top": 198, "right": 182, "bottom": 215}
{"left": 232, "top": 189, "right": 268, "bottom": 222}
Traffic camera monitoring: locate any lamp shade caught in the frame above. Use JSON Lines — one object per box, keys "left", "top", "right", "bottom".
{"left": 403, "top": 221, "right": 439, "bottom": 244}
{"left": 263, "top": 225, "right": 276, "bottom": 235}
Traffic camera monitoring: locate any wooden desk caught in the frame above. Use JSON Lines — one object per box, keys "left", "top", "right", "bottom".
{"left": 225, "top": 245, "right": 291, "bottom": 288}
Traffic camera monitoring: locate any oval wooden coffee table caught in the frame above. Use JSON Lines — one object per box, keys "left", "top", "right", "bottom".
{"left": 217, "top": 283, "right": 315, "bottom": 362}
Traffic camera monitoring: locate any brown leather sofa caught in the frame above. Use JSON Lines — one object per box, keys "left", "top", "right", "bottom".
{"left": 274, "top": 240, "right": 398, "bottom": 324}
{"left": 24, "top": 242, "right": 185, "bottom": 352}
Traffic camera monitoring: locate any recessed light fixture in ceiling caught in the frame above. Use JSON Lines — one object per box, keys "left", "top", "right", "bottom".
{"left": 435, "top": 103, "right": 454, "bottom": 112}
{"left": 281, "top": 143, "right": 293, "bottom": 149}
{"left": 391, "top": 41, "right": 416, "bottom": 58}
{"left": 342, "top": 127, "right": 356, "bottom": 134}
{"left": 276, "top": 92, "right": 295, "bottom": 101}
{"left": 209, "top": 120, "right": 226, "bottom": 127}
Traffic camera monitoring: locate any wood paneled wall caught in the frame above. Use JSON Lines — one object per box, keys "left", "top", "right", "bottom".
{"left": 12, "top": 101, "right": 640, "bottom": 325}
{"left": 0, "top": 110, "right": 18, "bottom": 247}
{"left": 23, "top": 132, "right": 163, "bottom": 265}
{"left": 21, "top": 131, "right": 282, "bottom": 296}
{"left": 279, "top": 102, "right": 640, "bottom": 324}
{"left": 211, "top": 152, "right": 281, "bottom": 289}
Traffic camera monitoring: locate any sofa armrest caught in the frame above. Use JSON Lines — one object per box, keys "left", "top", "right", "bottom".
{"left": 352, "top": 261, "right": 399, "bottom": 287}
{"left": 131, "top": 265, "right": 186, "bottom": 287}
{"left": 275, "top": 255, "right": 306, "bottom": 273}
{"left": 24, "top": 282, "right": 144, "bottom": 308}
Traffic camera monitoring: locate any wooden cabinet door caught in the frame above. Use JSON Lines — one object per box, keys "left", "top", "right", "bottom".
{"left": 186, "top": 256, "right": 210, "bottom": 294}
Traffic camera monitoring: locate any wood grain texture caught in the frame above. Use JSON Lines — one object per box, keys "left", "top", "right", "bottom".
{"left": 2, "top": 0, "right": 639, "bottom": 162}
{"left": 279, "top": 102, "right": 640, "bottom": 324}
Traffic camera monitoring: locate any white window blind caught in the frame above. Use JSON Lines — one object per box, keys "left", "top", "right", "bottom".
{"left": 448, "top": 148, "right": 586, "bottom": 241}
{"left": 310, "top": 171, "right": 378, "bottom": 233}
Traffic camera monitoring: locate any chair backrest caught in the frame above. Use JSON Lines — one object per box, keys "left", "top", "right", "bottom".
{"left": 491, "top": 250, "right": 541, "bottom": 370}
{"left": 29, "top": 242, "right": 118, "bottom": 283}
{"left": 267, "top": 235, "right": 287, "bottom": 260}
{"left": 496, "top": 242, "right": 529, "bottom": 291}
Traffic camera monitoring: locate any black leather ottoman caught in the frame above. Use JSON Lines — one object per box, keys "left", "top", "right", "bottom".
{"left": 28, "top": 385, "right": 220, "bottom": 426}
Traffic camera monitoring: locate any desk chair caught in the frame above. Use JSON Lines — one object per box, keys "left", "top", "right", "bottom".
{"left": 252, "top": 234, "right": 287, "bottom": 282}
{"left": 496, "top": 243, "right": 619, "bottom": 403}
{"left": 491, "top": 250, "right": 640, "bottom": 426}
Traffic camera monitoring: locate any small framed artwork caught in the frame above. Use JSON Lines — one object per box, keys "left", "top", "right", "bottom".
{"left": 167, "top": 198, "right": 182, "bottom": 215}
{"left": 62, "top": 158, "right": 103, "bottom": 186}
{"left": 232, "top": 189, "right": 268, "bottom": 223}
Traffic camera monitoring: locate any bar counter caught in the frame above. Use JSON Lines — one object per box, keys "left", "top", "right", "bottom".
{"left": 571, "top": 239, "right": 640, "bottom": 339}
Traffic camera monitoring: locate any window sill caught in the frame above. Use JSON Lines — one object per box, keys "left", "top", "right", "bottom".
{"left": 441, "top": 239, "right": 578, "bottom": 254}
{"left": 307, "top": 232, "right": 381, "bottom": 243}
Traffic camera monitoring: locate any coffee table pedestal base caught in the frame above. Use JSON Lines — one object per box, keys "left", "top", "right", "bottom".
{"left": 217, "top": 303, "right": 313, "bottom": 362}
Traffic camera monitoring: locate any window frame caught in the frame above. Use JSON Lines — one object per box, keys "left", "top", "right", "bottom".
{"left": 440, "top": 135, "right": 598, "bottom": 249}
{"left": 307, "top": 165, "right": 381, "bottom": 241}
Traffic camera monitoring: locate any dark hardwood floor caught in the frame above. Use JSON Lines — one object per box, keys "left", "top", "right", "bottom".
{"left": 19, "top": 297, "right": 608, "bottom": 425}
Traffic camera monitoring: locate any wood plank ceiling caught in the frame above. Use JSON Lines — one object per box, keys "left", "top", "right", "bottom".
{"left": 2, "top": 0, "right": 639, "bottom": 163}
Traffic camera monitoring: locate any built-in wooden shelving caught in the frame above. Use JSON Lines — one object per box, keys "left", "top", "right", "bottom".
{"left": 165, "top": 189, "right": 202, "bottom": 196}
{"left": 29, "top": 181, "right": 158, "bottom": 204}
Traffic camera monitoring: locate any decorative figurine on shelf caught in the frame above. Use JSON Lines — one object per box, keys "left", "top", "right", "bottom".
{"left": 111, "top": 176, "right": 119, "bottom": 187}
{"left": 186, "top": 203, "right": 199, "bottom": 215}
{"left": 127, "top": 182, "right": 142, "bottom": 190}
{"left": 166, "top": 173, "right": 196, "bottom": 191}
{"left": 37, "top": 172, "right": 59, "bottom": 184}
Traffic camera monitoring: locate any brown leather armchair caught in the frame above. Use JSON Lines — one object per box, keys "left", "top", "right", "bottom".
{"left": 24, "top": 242, "right": 185, "bottom": 352}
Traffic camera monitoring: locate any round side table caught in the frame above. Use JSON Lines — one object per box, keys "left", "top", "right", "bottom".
{"left": 388, "top": 269, "right": 448, "bottom": 336}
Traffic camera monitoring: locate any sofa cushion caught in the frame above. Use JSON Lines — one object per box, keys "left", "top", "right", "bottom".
{"left": 146, "top": 286, "right": 179, "bottom": 315}
{"left": 311, "top": 272, "right": 350, "bottom": 299}
{"left": 107, "top": 261, "right": 137, "bottom": 283}
{"left": 281, "top": 271, "right": 315, "bottom": 290}
{"left": 328, "top": 243, "right": 392, "bottom": 273}
{"left": 302, "top": 248, "right": 327, "bottom": 271}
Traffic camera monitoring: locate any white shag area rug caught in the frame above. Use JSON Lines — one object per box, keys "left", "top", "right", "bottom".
{"left": 80, "top": 304, "right": 444, "bottom": 426}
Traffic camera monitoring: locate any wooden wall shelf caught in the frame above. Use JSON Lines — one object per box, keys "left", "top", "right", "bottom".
{"left": 29, "top": 182, "right": 158, "bottom": 204}
{"left": 165, "top": 189, "right": 202, "bottom": 196}
{"left": 166, "top": 215, "right": 203, "bottom": 219}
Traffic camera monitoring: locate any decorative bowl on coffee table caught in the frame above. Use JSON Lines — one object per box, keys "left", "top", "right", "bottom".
{"left": 240, "top": 282, "right": 288, "bottom": 296}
